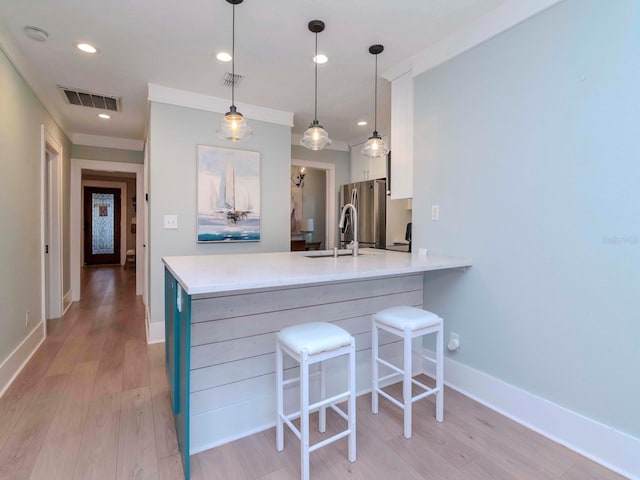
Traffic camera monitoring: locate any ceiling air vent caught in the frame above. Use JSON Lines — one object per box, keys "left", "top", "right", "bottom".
{"left": 58, "top": 86, "right": 121, "bottom": 112}
{"left": 222, "top": 72, "right": 242, "bottom": 88}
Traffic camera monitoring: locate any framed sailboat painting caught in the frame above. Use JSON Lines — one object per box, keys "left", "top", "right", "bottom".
{"left": 196, "top": 145, "right": 261, "bottom": 242}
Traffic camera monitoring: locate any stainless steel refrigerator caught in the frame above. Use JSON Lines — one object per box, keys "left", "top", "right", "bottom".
{"left": 340, "top": 179, "right": 387, "bottom": 249}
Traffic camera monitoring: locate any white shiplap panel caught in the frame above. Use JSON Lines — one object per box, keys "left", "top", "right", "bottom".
{"left": 191, "top": 353, "right": 310, "bottom": 393}
{"left": 191, "top": 274, "right": 423, "bottom": 323}
{"left": 191, "top": 315, "right": 422, "bottom": 392}
{"left": 191, "top": 343, "right": 408, "bottom": 416}
{"left": 191, "top": 290, "right": 422, "bottom": 346}
{"left": 190, "top": 327, "right": 407, "bottom": 393}
{"left": 191, "top": 312, "right": 412, "bottom": 371}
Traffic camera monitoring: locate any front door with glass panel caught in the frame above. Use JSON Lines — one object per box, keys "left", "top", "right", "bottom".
{"left": 84, "top": 186, "right": 121, "bottom": 265}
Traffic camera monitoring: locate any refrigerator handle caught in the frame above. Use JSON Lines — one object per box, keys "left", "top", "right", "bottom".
{"left": 373, "top": 180, "right": 380, "bottom": 247}
{"left": 386, "top": 151, "right": 391, "bottom": 196}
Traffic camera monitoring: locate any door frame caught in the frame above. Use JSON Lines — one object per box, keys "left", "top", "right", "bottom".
{"left": 291, "top": 159, "right": 336, "bottom": 249}
{"left": 81, "top": 180, "right": 127, "bottom": 266}
{"left": 71, "top": 159, "right": 144, "bottom": 300}
{"left": 41, "top": 126, "right": 64, "bottom": 328}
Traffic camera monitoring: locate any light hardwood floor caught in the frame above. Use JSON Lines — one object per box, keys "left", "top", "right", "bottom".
{"left": 0, "top": 267, "right": 627, "bottom": 480}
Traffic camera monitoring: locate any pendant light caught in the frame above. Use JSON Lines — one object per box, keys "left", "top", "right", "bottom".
{"left": 362, "top": 44, "right": 389, "bottom": 158}
{"left": 300, "top": 20, "right": 332, "bottom": 151}
{"left": 217, "top": 0, "right": 252, "bottom": 141}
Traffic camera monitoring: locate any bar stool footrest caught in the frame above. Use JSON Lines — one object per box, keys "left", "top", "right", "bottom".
{"left": 280, "top": 414, "right": 302, "bottom": 440}
{"left": 309, "top": 429, "right": 352, "bottom": 453}
{"left": 377, "top": 357, "right": 404, "bottom": 375}
{"left": 376, "top": 388, "right": 405, "bottom": 410}
{"left": 309, "top": 391, "right": 350, "bottom": 412}
{"left": 412, "top": 386, "right": 439, "bottom": 403}
{"left": 329, "top": 404, "right": 348, "bottom": 422}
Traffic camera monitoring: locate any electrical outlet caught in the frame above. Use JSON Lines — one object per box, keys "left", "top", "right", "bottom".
{"left": 25, "top": 311, "right": 30, "bottom": 328}
{"left": 448, "top": 331, "right": 460, "bottom": 351}
{"left": 163, "top": 214, "right": 178, "bottom": 229}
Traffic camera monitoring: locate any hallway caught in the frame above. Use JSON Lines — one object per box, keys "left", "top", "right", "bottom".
{"left": 0, "top": 267, "right": 183, "bottom": 480}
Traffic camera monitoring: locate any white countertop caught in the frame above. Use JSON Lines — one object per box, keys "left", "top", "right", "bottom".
{"left": 162, "top": 249, "right": 471, "bottom": 296}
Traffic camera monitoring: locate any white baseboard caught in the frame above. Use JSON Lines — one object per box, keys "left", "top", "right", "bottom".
{"left": 0, "top": 321, "right": 46, "bottom": 397}
{"left": 145, "top": 305, "right": 165, "bottom": 344}
{"left": 62, "top": 290, "right": 73, "bottom": 315}
{"left": 421, "top": 353, "right": 639, "bottom": 480}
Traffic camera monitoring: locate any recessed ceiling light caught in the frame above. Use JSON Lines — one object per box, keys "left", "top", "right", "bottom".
{"left": 357, "top": 121, "right": 368, "bottom": 126}
{"left": 216, "top": 52, "right": 232, "bottom": 62}
{"left": 76, "top": 43, "right": 98, "bottom": 54}
{"left": 313, "top": 54, "right": 328, "bottom": 64}
{"left": 98, "top": 113, "right": 111, "bottom": 119}
{"left": 24, "top": 26, "right": 48, "bottom": 42}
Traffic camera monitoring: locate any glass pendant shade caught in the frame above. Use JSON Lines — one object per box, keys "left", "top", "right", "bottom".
{"left": 217, "top": 0, "right": 251, "bottom": 142}
{"left": 362, "top": 132, "right": 389, "bottom": 158}
{"left": 363, "top": 44, "right": 388, "bottom": 159}
{"left": 300, "top": 120, "right": 332, "bottom": 150}
{"left": 302, "top": 20, "right": 331, "bottom": 151}
{"left": 218, "top": 106, "right": 252, "bottom": 142}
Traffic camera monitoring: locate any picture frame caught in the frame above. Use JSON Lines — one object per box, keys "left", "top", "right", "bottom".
{"left": 196, "top": 145, "right": 261, "bottom": 242}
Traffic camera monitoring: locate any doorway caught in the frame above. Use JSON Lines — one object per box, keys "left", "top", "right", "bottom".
{"left": 290, "top": 166, "right": 326, "bottom": 250}
{"left": 41, "top": 127, "right": 64, "bottom": 324}
{"left": 83, "top": 186, "right": 122, "bottom": 265}
{"left": 290, "top": 159, "right": 336, "bottom": 250}
{"left": 70, "top": 159, "right": 144, "bottom": 301}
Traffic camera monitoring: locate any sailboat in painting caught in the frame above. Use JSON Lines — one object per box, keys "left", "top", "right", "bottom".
{"left": 216, "top": 161, "right": 253, "bottom": 223}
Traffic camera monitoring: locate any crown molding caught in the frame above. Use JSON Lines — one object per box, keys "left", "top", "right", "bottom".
{"left": 382, "top": 0, "right": 564, "bottom": 81}
{"left": 291, "top": 133, "right": 349, "bottom": 152}
{"left": 380, "top": 58, "right": 414, "bottom": 83}
{"left": 147, "top": 83, "right": 294, "bottom": 127}
{"left": 72, "top": 133, "right": 144, "bottom": 151}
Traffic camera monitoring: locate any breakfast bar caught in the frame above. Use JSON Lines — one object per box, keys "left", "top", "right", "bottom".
{"left": 162, "top": 249, "right": 471, "bottom": 478}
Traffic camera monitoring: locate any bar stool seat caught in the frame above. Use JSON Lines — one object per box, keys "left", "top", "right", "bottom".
{"left": 278, "top": 322, "right": 353, "bottom": 355}
{"left": 372, "top": 306, "right": 444, "bottom": 439}
{"left": 276, "top": 322, "right": 356, "bottom": 480}
{"left": 373, "top": 306, "right": 442, "bottom": 331}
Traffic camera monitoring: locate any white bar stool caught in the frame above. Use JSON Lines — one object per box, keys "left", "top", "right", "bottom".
{"left": 276, "top": 322, "right": 356, "bottom": 480}
{"left": 124, "top": 249, "right": 136, "bottom": 269}
{"left": 372, "top": 306, "right": 443, "bottom": 439}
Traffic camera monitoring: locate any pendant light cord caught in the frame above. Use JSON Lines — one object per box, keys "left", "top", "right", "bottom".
{"left": 314, "top": 32, "right": 318, "bottom": 123}
{"left": 374, "top": 53, "right": 378, "bottom": 133}
{"left": 231, "top": 3, "right": 236, "bottom": 107}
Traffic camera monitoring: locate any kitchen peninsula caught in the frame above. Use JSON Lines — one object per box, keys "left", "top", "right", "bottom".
{"left": 163, "top": 249, "right": 471, "bottom": 478}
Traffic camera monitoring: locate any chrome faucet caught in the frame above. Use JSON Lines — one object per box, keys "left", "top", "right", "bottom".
{"left": 339, "top": 203, "right": 358, "bottom": 257}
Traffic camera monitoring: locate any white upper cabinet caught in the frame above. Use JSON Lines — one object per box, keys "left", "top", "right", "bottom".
{"left": 390, "top": 71, "right": 413, "bottom": 199}
{"left": 350, "top": 143, "right": 368, "bottom": 182}
{"left": 350, "top": 135, "right": 389, "bottom": 182}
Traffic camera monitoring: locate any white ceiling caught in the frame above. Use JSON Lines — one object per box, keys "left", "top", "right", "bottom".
{"left": 0, "top": 0, "right": 510, "bottom": 148}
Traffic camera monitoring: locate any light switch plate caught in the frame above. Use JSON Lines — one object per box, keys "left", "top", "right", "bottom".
{"left": 431, "top": 205, "right": 440, "bottom": 221}
{"left": 164, "top": 214, "right": 178, "bottom": 229}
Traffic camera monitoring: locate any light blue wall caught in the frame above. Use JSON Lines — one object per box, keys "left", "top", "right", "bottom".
{"left": 0, "top": 46, "right": 71, "bottom": 364}
{"left": 413, "top": 0, "right": 639, "bottom": 438}
{"left": 71, "top": 144, "right": 143, "bottom": 164}
{"left": 148, "top": 102, "right": 291, "bottom": 325}
{"left": 291, "top": 145, "right": 350, "bottom": 192}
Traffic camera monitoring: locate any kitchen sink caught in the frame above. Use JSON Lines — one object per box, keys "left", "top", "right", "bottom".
{"left": 305, "top": 253, "right": 361, "bottom": 258}
{"left": 304, "top": 249, "right": 378, "bottom": 258}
